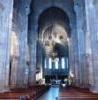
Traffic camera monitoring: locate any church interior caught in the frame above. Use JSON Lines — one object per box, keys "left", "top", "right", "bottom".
{"left": 0, "top": 0, "right": 98, "bottom": 99}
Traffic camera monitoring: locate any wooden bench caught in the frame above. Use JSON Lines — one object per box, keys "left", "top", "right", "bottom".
{"left": 0, "top": 85, "right": 50, "bottom": 100}
{"left": 59, "top": 87, "right": 98, "bottom": 100}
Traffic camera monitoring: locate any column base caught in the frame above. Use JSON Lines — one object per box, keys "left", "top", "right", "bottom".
{"left": 90, "top": 85, "right": 98, "bottom": 93}
{"left": 0, "top": 87, "right": 10, "bottom": 93}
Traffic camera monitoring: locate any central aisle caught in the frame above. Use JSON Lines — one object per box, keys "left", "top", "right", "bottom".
{"left": 38, "top": 86, "right": 59, "bottom": 100}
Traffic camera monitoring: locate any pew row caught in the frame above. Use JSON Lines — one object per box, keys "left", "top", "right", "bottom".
{"left": 0, "top": 85, "right": 50, "bottom": 100}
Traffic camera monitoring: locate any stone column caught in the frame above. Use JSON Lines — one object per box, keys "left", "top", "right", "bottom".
{"left": 28, "top": 38, "right": 37, "bottom": 85}
{"left": 69, "top": 21, "right": 80, "bottom": 87}
{"left": 74, "top": 0, "right": 89, "bottom": 88}
{"left": 28, "top": 12, "right": 38, "bottom": 85}
{"left": 36, "top": 41, "right": 43, "bottom": 71}
{"left": 10, "top": 30, "right": 19, "bottom": 88}
{"left": 0, "top": 0, "right": 13, "bottom": 91}
{"left": 11, "top": 0, "right": 31, "bottom": 88}
{"left": 85, "top": 0, "right": 98, "bottom": 93}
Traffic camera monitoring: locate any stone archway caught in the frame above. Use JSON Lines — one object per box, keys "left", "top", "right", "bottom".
{"left": 20, "top": 0, "right": 90, "bottom": 89}
{"left": 37, "top": 7, "right": 71, "bottom": 83}
{"left": 28, "top": 0, "right": 76, "bottom": 85}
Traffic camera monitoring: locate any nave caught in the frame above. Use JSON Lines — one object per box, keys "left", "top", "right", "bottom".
{"left": 38, "top": 86, "right": 59, "bottom": 100}
{"left": 1, "top": 0, "right": 98, "bottom": 99}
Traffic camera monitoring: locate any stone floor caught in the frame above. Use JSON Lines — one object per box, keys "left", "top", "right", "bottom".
{"left": 38, "top": 86, "right": 98, "bottom": 100}
{"left": 38, "top": 86, "right": 59, "bottom": 100}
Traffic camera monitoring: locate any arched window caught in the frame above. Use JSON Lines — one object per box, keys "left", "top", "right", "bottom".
{"left": 49, "top": 58, "right": 52, "bottom": 69}
{"left": 44, "top": 58, "right": 47, "bottom": 69}
{"left": 61, "top": 57, "right": 65, "bottom": 69}
{"left": 55, "top": 58, "right": 59, "bottom": 69}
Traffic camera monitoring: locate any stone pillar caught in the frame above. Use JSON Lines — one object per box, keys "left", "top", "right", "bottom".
{"left": 10, "top": 30, "right": 19, "bottom": 88}
{"left": 28, "top": 36, "right": 37, "bottom": 85}
{"left": 85, "top": 0, "right": 98, "bottom": 93}
{"left": 11, "top": 0, "right": 31, "bottom": 88}
{"left": 0, "top": 0, "right": 13, "bottom": 91}
{"left": 74, "top": 0, "right": 89, "bottom": 88}
{"left": 28, "top": 12, "right": 38, "bottom": 85}
{"left": 69, "top": 21, "right": 80, "bottom": 87}
{"left": 36, "top": 41, "right": 43, "bottom": 70}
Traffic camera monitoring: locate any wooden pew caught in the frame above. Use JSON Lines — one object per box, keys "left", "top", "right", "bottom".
{"left": 59, "top": 86, "right": 98, "bottom": 100}
{"left": 0, "top": 85, "right": 50, "bottom": 100}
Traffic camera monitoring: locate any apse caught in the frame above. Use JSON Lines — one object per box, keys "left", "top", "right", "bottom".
{"left": 38, "top": 7, "right": 70, "bottom": 57}
{"left": 37, "top": 7, "right": 71, "bottom": 84}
